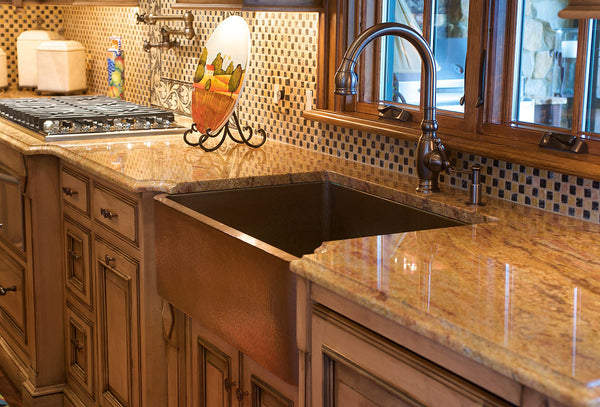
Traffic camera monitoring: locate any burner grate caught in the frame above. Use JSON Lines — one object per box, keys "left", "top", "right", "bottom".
{"left": 0, "top": 95, "right": 182, "bottom": 141}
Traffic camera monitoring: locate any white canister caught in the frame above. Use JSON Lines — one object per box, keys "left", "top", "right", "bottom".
{"left": 36, "top": 40, "right": 86, "bottom": 94}
{"left": 17, "top": 29, "right": 63, "bottom": 88}
{"left": 0, "top": 48, "right": 7, "bottom": 89}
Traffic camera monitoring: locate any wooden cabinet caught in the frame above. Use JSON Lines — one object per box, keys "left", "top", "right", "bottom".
{"left": 95, "top": 238, "right": 140, "bottom": 407}
{"left": 170, "top": 311, "right": 297, "bottom": 407}
{"left": 60, "top": 164, "right": 166, "bottom": 407}
{"left": 173, "top": 0, "right": 321, "bottom": 12}
{"left": 298, "top": 280, "right": 571, "bottom": 407}
{"left": 0, "top": 150, "right": 64, "bottom": 406}
{"left": 311, "top": 304, "right": 511, "bottom": 407}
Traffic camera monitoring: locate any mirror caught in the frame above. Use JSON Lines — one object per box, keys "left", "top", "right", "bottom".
{"left": 191, "top": 15, "right": 251, "bottom": 134}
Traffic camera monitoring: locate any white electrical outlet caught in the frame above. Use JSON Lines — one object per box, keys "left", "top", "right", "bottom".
{"left": 273, "top": 84, "right": 281, "bottom": 104}
{"left": 305, "top": 89, "right": 313, "bottom": 111}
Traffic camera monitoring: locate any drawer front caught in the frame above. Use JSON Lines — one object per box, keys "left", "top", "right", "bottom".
{"left": 61, "top": 168, "right": 90, "bottom": 215}
{"left": 66, "top": 303, "right": 96, "bottom": 402}
{"left": 0, "top": 248, "right": 26, "bottom": 336}
{"left": 64, "top": 218, "right": 93, "bottom": 311}
{"left": 93, "top": 185, "right": 138, "bottom": 245}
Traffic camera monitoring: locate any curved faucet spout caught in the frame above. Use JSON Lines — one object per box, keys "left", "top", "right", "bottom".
{"left": 334, "top": 22, "right": 447, "bottom": 193}
{"left": 334, "top": 22, "right": 436, "bottom": 124}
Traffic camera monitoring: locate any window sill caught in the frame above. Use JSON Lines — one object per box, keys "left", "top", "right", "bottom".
{"left": 303, "top": 109, "right": 600, "bottom": 180}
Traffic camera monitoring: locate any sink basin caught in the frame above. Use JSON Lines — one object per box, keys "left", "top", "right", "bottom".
{"left": 154, "top": 181, "right": 467, "bottom": 385}
{"left": 165, "top": 182, "right": 464, "bottom": 257}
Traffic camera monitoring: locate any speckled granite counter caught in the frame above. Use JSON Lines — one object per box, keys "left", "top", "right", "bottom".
{"left": 1, "top": 116, "right": 599, "bottom": 406}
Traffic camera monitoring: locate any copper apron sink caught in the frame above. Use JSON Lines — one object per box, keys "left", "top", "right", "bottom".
{"left": 154, "top": 181, "right": 466, "bottom": 385}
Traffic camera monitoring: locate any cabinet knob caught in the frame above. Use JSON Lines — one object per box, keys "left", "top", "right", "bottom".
{"left": 236, "top": 388, "right": 249, "bottom": 402}
{"left": 104, "top": 255, "right": 115, "bottom": 266}
{"left": 62, "top": 187, "right": 78, "bottom": 197}
{"left": 100, "top": 208, "right": 118, "bottom": 220}
{"left": 0, "top": 285, "right": 17, "bottom": 296}
{"left": 68, "top": 250, "right": 81, "bottom": 260}
{"left": 71, "top": 339, "right": 84, "bottom": 351}
{"left": 224, "top": 378, "right": 236, "bottom": 393}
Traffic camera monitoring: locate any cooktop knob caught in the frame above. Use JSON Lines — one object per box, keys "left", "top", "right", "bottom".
{"left": 43, "top": 120, "right": 55, "bottom": 133}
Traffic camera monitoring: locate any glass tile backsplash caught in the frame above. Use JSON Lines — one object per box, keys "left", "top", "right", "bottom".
{"left": 0, "top": 2, "right": 598, "bottom": 223}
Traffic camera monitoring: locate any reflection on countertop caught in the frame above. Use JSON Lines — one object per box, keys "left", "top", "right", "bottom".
{"left": 1, "top": 117, "right": 599, "bottom": 406}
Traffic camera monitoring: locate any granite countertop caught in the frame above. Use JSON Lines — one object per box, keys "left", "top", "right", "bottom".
{"left": 1, "top": 115, "right": 599, "bottom": 406}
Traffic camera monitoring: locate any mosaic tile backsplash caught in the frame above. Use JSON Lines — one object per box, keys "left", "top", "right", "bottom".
{"left": 1, "top": 2, "right": 599, "bottom": 223}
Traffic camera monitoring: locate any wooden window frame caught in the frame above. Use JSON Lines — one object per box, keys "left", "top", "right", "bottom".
{"left": 305, "top": 0, "right": 600, "bottom": 178}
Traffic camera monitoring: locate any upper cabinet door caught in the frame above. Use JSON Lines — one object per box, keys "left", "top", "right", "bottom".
{"left": 173, "top": 0, "right": 322, "bottom": 12}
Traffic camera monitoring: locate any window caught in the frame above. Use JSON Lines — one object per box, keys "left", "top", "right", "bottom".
{"left": 312, "top": 0, "right": 600, "bottom": 162}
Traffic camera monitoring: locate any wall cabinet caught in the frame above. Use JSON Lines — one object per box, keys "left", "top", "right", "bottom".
{"left": 173, "top": 0, "right": 321, "bottom": 12}
{"left": 167, "top": 308, "right": 297, "bottom": 407}
{"left": 9, "top": 0, "right": 138, "bottom": 6}
{"left": 60, "top": 164, "right": 166, "bottom": 407}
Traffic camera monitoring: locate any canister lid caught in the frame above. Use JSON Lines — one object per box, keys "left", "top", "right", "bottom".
{"left": 17, "top": 30, "right": 63, "bottom": 42}
{"left": 37, "top": 40, "right": 85, "bottom": 52}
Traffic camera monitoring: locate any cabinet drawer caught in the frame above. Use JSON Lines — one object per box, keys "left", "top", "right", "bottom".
{"left": 66, "top": 303, "right": 96, "bottom": 402}
{"left": 61, "top": 168, "right": 90, "bottom": 215}
{"left": 93, "top": 184, "right": 138, "bottom": 245}
{"left": 0, "top": 249, "right": 25, "bottom": 336}
{"left": 64, "top": 218, "right": 93, "bottom": 311}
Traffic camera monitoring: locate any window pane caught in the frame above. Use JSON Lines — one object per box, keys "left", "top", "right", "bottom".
{"left": 381, "top": 0, "right": 468, "bottom": 112}
{"left": 431, "top": 0, "right": 468, "bottom": 113}
{"left": 585, "top": 20, "right": 600, "bottom": 133}
{"left": 381, "top": 0, "right": 424, "bottom": 105}
{"left": 513, "top": 0, "right": 578, "bottom": 129}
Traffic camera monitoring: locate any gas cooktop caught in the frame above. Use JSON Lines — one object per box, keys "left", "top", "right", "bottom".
{"left": 0, "top": 95, "right": 184, "bottom": 141}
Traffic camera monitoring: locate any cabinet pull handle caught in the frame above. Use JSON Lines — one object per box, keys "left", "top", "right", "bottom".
{"left": 0, "top": 285, "right": 17, "bottom": 296}
{"left": 71, "top": 339, "right": 84, "bottom": 351}
{"left": 100, "top": 208, "right": 118, "bottom": 220}
{"left": 62, "top": 187, "right": 78, "bottom": 197}
{"left": 68, "top": 250, "right": 81, "bottom": 260}
{"left": 224, "top": 378, "right": 236, "bottom": 393}
{"left": 104, "top": 255, "right": 115, "bottom": 266}
{"left": 236, "top": 388, "right": 249, "bottom": 402}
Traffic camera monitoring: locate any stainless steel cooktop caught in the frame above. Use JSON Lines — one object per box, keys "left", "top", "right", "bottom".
{"left": 0, "top": 95, "right": 184, "bottom": 141}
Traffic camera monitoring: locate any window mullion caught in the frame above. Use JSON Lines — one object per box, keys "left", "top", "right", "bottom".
{"left": 571, "top": 19, "right": 590, "bottom": 136}
{"left": 463, "top": 0, "right": 487, "bottom": 134}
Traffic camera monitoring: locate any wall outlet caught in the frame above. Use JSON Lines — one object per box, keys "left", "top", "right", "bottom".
{"left": 272, "top": 76, "right": 289, "bottom": 105}
{"left": 305, "top": 89, "right": 313, "bottom": 111}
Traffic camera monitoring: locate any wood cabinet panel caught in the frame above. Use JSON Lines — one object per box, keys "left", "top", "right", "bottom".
{"left": 173, "top": 0, "right": 321, "bottom": 11}
{"left": 93, "top": 184, "right": 138, "bottom": 246}
{"left": 0, "top": 247, "right": 25, "bottom": 338}
{"left": 65, "top": 303, "right": 96, "bottom": 402}
{"left": 193, "top": 329, "right": 237, "bottom": 407}
{"left": 64, "top": 218, "right": 93, "bottom": 311}
{"left": 311, "top": 304, "right": 512, "bottom": 407}
{"left": 61, "top": 168, "right": 90, "bottom": 216}
{"left": 95, "top": 238, "right": 140, "bottom": 407}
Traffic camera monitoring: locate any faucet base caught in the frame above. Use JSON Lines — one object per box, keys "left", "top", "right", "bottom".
{"left": 416, "top": 179, "right": 440, "bottom": 193}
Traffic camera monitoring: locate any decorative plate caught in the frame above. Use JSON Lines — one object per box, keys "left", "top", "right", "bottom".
{"left": 192, "top": 15, "right": 251, "bottom": 134}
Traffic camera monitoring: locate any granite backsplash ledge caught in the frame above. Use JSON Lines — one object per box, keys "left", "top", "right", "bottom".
{"left": 1, "top": 3, "right": 599, "bottom": 223}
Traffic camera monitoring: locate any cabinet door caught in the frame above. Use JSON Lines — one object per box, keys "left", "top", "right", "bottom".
{"left": 190, "top": 321, "right": 240, "bottom": 407}
{"left": 65, "top": 303, "right": 96, "bottom": 403}
{"left": 0, "top": 247, "right": 26, "bottom": 345}
{"left": 173, "top": 0, "right": 321, "bottom": 11}
{"left": 311, "top": 304, "right": 511, "bottom": 407}
{"left": 95, "top": 239, "right": 140, "bottom": 407}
